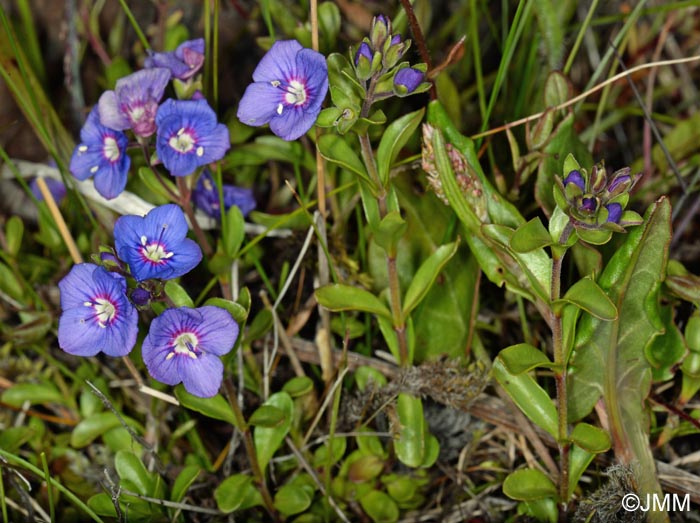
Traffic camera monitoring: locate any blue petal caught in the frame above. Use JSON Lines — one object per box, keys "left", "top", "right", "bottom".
{"left": 167, "top": 238, "right": 203, "bottom": 279}
{"left": 116, "top": 68, "right": 171, "bottom": 109}
{"left": 58, "top": 307, "right": 106, "bottom": 356}
{"left": 195, "top": 306, "right": 239, "bottom": 356}
{"left": 97, "top": 91, "right": 130, "bottom": 130}
{"left": 93, "top": 155, "right": 131, "bottom": 200}
{"left": 69, "top": 146, "right": 104, "bottom": 181}
{"left": 295, "top": 48, "right": 329, "bottom": 112}
{"left": 270, "top": 106, "right": 319, "bottom": 141}
{"left": 179, "top": 352, "right": 224, "bottom": 397}
{"left": 196, "top": 123, "right": 230, "bottom": 164}
{"left": 237, "top": 82, "right": 284, "bottom": 127}
{"left": 252, "top": 40, "right": 303, "bottom": 83}
{"left": 58, "top": 263, "right": 102, "bottom": 309}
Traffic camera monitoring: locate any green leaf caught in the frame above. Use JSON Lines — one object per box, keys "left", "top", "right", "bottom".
{"left": 316, "top": 284, "right": 392, "bottom": 320}
{"left": 402, "top": 240, "right": 459, "bottom": 318}
{"left": 492, "top": 358, "right": 558, "bottom": 438}
{"left": 244, "top": 308, "right": 273, "bottom": 342}
{"left": 254, "top": 392, "right": 294, "bottom": 473}
{"left": 318, "top": 134, "right": 370, "bottom": 183}
{"left": 394, "top": 393, "right": 436, "bottom": 468}
{"left": 646, "top": 305, "right": 687, "bottom": 382}
{"left": 274, "top": 483, "right": 312, "bottom": 516}
{"left": 376, "top": 108, "right": 425, "bottom": 186}
{"left": 499, "top": 343, "right": 556, "bottom": 374}
{"left": 174, "top": 386, "right": 238, "bottom": 427}
{"left": 360, "top": 490, "right": 400, "bottom": 523}
{"left": 115, "top": 450, "right": 153, "bottom": 496}
{"left": 503, "top": 468, "right": 557, "bottom": 501}
{"left": 137, "top": 166, "right": 176, "bottom": 203}
{"left": 570, "top": 422, "right": 611, "bottom": 454}
{"left": 373, "top": 211, "right": 407, "bottom": 253}
{"left": 171, "top": 465, "right": 201, "bottom": 503}
{"left": 1, "top": 382, "right": 66, "bottom": 407}
{"left": 0, "top": 261, "right": 24, "bottom": 302}
{"left": 544, "top": 71, "right": 571, "bottom": 108}
{"left": 5, "top": 215, "right": 23, "bottom": 257}
{"left": 568, "top": 198, "right": 671, "bottom": 505}
{"left": 510, "top": 217, "right": 552, "bottom": 253}
{"left": 248, "top": 405, "right": 286, "bottom": 428}
{"left": 70, "top": 412, "right": 140, "bottom": 448}
{"left": 282, "top": 376, "right": 314, "bottom": 398}
{"left": 568, "top": 444, "right": 595, "bottom": 500}
{"left": 222, "top": 205, "right": 245, "bottom": 257}
{"left": 554, "top": 277, "right": 617, "bottom": 320}
{"left": 214, "top": 474, "right": 256, "bottom": 513}
{"left": 164, "top": 280, "right": 195, "bottom": 308}
{"left": 312, "top": 435, "right": 347, "bottom": 467}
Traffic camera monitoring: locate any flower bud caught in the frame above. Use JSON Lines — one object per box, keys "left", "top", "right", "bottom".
{"left": 382, "top": 34, "right": 409, "bottom": 69}
{"left": 563, "top": 170, "right": 585, "bottom": 191}
{"left": 370, "top": 15, "right": 391, "bottom": 50}
{"left": 393, "top": 67, "right": 424, "bottom": 95}
{"left": 130, "top": 287, "right": 152, "bottom": 307}
{"left": 354, "top": 41, "right": 374, "bottom": 80}
{"left": 605, "top": 203, "right": 622, "bottom": 224}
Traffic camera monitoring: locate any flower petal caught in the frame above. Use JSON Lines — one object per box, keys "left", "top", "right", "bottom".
{"left": 97, "top": 91, "right": 130, "bottom": 130}
{"left": 195, "top": 306, "right": 239, "bottom": 356}
{"left": 93, "top": 156, "right": 131, "bottom": 200}
{"left": 179, "top": 352, "right": 224, "bottom": 397}
{"left": 236, "top": 82, "right": 283, "bottom": 127}
{"left": 270, "top": 106, "right": 319, "bottom": 141}
{"left": 252, "top": 40, "right": 303, "bottom": 83}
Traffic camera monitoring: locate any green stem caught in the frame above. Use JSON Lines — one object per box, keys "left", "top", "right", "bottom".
{"left": 550, "top": 232, "right": 571, "bottom": 517}
{"left": 176, "top": 176, "right": 213, "bottom": 257}
{"left": 223, "top": 378, "right": 280, "bottom": 522}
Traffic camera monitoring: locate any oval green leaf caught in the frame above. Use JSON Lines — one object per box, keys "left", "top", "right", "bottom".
{"left": 254, "top": 391, "right": 294, "bottom": 473}
{"left": 554, "top": 277, "right": 617, "bottom": 320}
{"left": 174, "top": 386, "right": 238, "bottom": 428}
{"left": 402, "top": 241, "right": 459, "bottom": 319}
{"left": 376, "top": 108, "right": 425, "bottom": 186}
{"left": 274, "top": 483, "right": 313, "bottom": 516}
{"left": 503, "top": 468, "right": 557, "bottom": 501}
{"left": 316, "top": 284, "right": 392, "bottom": 320}
{"left": 499, "top": 343, "right": 556, "bottom": 375}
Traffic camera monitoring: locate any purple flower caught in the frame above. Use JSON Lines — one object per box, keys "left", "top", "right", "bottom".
{"left": 192, "top": 170, "right": 256, "bottom": 219}
{"left": 31, "top": 177, "right": 66, "bottom": 203}
{"left": 155, "top": 99, "right": 230, "bottom": 177}
{"left": 606, "top": 203, "right": 622, "bottom": 223}
{"left": 144, "top": 38, "right": 205, "bottom": 80}
{"left": 113, "top": 204, "right": 203, "bottom": 281}
{"left": 98, "top": 68, "right": 171, "bottom": 137}
{"left": 237, "top": 40, "right": 329, "bottom": 141}
{"left": 58, "top": 263, "right": 138, "bottom": 357}
{"left": 394, "top": 67, "right": 424, "bottom": 94}
{"left": 69, "top": 107, "right": 131, "bottom": 199}
{"left": 564, "top": 170, "right": 585, "bottom": 191}
{"left": 142, "top": 306, "right": 239, "bottom": 397}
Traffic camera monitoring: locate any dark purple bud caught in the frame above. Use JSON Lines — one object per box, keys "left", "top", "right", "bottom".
{"left": 607, "top": 172, "right": 632, "bottom": 197}
{"left": 354, "top": 42, "right": 373, "bottom": 66}
{"left": 370, "top": 15, "right": 390, "bottom": 48}
{"left": 580, "top": 197, "right": 597, "bottom": 213}
{"left": 564, "top": 170, "right": 585, "bottom": 191}
{"left": 390, "top": 34, "right": 401, "bottom": 46}
{"left": 394, "top": 67, "right": 424, "bottom": 93}
{"left": 130, "top": 287, "right": 151, "bottom": 306}
{"left": 100, "top": 251, "right": 121, "bottom": 267}
{"left": 605, "top": 203, "right": 622, "bottom": 223}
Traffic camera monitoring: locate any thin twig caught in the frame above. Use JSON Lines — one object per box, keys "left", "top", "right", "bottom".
{"left": 34, "top": 177, "right": 82, "bottom": 264}
{"left": 470, "top": 54, "right": 700, "bottom": 141}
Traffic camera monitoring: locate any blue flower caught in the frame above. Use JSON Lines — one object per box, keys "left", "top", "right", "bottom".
{"left": 113, "top": 204, "right": 203, "bottom": 281}
{"left": 98, "top": 68, "right": 171, "bottom": 137}
{"left": 237, "top": 40, "right": 328, "bottom": 141}
{"left": 58, "top": 263, "right": 138, "bottom": 357}
{"left": 142, "top": 306, "right": 239, "bottom": 397}
{"left": 69, "top": 107, "right": 131, "bottom": 199}
{"left": 192, "top": 170, "right": 256, "bottom": 220}
{"left": 144, "top": 38, "right": 205, "bottom": 80}
{"left": 155, "top": 99, "right": 230, "bottom": 177}
{"left": 394, "top": 67, "right": 424, "bottom": 94}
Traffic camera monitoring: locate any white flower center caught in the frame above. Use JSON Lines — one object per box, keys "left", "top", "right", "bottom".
{"left": 129, "top": 105, "right": 145, "bottom": 122}
{"left": 85, "top": 297, "right": 116, "bottom": 328}
{"left": 103, "top": 136, "right": 120, "bottom": 162}
{"left": 169, "top": 128, "right": 196, "bottom": 154}
{"left": 170, "top": 332, "right": 199, "bottom": 359}
{"left": 284, "top": 80, "right": 307, "bottom": 106}
{"left": 140, "top": 235, "right": 173, "bottom": 264}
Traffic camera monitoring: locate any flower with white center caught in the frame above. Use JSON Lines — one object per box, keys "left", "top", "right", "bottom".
{"left": 237, "top": 40, "right": 328, "bottom": 141}
{"left": 142, "top": 306, "right": 239, "bottom": 397}
{"left": 155, "top": 99, "right": 230, "bottom": 177}
{"left": 58, "top": 263, "right": 138, "bottom": 357}
{"left": 113, "top": 204, "right": 202, "bottom": 281}
{"left": 69, "top": 107, "right": 131, "bottom": 199}
{"left": 98, "top": 68, "right": 171, "bottom": 137}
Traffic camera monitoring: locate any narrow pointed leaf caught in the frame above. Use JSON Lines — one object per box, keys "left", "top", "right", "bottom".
{"left": 402, "top": 240, "right": 459, "bottom": 318}
{"left": 316, "top": 283, "right": 392, "bottom": 320}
